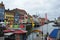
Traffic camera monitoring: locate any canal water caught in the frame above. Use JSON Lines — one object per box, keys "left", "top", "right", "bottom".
{"left": 27, "top": 23, "right": 58, "bottom": 40}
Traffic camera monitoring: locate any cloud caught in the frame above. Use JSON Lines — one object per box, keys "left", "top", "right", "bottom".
{"left": 0, "top": 0, "right": 60, "bottom": 20}
{"left": 0, "top": 0, "right": 28, "bottom": 9}
{"left": 24, "top": 0, "right": 60, "bottom": 20}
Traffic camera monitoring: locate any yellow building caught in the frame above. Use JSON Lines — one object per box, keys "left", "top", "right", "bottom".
{"left": 5, "top": 9, "right": 15, "bottom": 28}
{"left": 27, "top": 14, "right": 35, "bottom": 27}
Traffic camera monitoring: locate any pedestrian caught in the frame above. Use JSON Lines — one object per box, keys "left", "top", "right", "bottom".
{"left": 45, "top": 34, "right": 48, "bottom": 40}
{"left": 2, "top": 23, "right": 6, "bottom": 30}
{"left": 37, "top": 34, "right": 39, "bottom": 37}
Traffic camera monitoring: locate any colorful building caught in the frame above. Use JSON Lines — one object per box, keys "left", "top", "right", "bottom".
{"left": 5, "top": 9, "right": 15, "bottom": 28}
{"left": 13, "top": 8, "right": 27, "bottom": 24}
{"left": 33, "top": 15, "right": 40, "bottom": 24}
{"left": 12, "top": 8, "right": 28, "bottom": 30}
{"left": 38, "top": 18, "right": 45, "bottom": 25}
{"left": 55, "top": 17, "right": 60, "bottom": 25}
{"left": 27, "top": 14, "right": 35, "bottom": 27}
{"left": 27, "top": 14, "right": 32, "bottom": 23}
{"left": 17, "top": 8, "right": 27, "bottom": 30}
{"left": 12, "top": 8, "right": 20, "bottom": 24}
{"left": 0, "top": 2, "right": 5, "bottom": 22}
{"left": 18, "top": 8, "right": 27, "bottom": 23}
{"left": 24, "top": 14, "right": 28, "bottom": 23}
{"left": 32, "top": 15, "right": 40, "bottom": 27}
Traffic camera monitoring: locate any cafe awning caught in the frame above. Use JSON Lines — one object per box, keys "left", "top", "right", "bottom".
{"left": 4, "top": 30, "right": 27, "bottom": 34}
{"left": 14, "top": 30, "right": 27, "bottom": 34}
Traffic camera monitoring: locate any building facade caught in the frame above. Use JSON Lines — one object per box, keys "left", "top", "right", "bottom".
{"left": 12, "top": 9, "right": 20, "bottom": 24}
{"left": 5, "top": 9, "right": 15, "bottom": 28}
{"left": 0, "top": 2, "right": 5, "bottom": 22}
{"left": 14, "top": 8, "right": 27, "bottom": 23}
{"left": 38, "top": 18, "right": 45, "bottom": 25}
{"left": 12, "top": 8, "right": 27, "bottom": 24}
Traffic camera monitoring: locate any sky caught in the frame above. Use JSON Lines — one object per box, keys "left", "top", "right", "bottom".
{"left": 0, "top": 0, "right": 60, "bottom": 20}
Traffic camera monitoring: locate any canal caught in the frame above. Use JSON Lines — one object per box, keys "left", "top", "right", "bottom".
{"left": 27, "top": 23, "right": 58, "bottom": 40}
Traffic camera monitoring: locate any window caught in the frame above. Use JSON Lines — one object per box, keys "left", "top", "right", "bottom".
{"left": 0, "top": 8, "right": 4, "bottom": 12}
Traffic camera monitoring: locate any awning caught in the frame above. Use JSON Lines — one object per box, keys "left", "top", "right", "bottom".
{"left": 14, "top": 30, "right": 27, "bottom": 34}
{"left": 19, "top": 24, "right": 25, "bottom": 28}
{"left": 4, "top": 30, "right": 27, "bottom": 34}
{"left": 49, "top": 29, "right": 59, "bottom": 38}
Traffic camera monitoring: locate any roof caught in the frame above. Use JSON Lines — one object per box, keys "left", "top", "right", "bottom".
{"left": 27, "top": 14, "right": 32, "bottom": 18}
{"left": 12, "top": 8, "right": 27, "bottom": 14}
{"left": 49, "top": 29, "right": 59, "bottom": 38}
{"left": 5, "top": 9, "right": 15, "bottom": 13}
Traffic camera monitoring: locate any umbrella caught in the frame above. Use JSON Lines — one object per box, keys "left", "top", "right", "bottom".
{"left": 49, "top": 29, "right": 59, "bottom": 38}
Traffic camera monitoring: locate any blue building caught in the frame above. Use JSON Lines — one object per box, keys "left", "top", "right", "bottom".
{"left": 12, "top": 8, "right": 20, "bottom": 24}
{"left": 12, "top": 8, "right": 27, "bottom": 24}
{"left": 0, "top": 2, "right": 5, "bottom": 22}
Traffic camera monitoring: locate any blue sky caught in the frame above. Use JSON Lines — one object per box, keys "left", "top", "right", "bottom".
{"left": 0, "top": 0, "right": 60, "bottom": 20}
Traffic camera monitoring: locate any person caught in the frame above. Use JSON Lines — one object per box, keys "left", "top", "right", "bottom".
{"left": 2, "top": 23, "right": 6, "bottom": 30}
{"left": 45, "top": 33, "right": 49, "bottom": 40}
{"left": 37, "top": 34, "right": 39, "bottom": 37}
{"left": 0, "top": 27, "right": 4, "bottom": 37}
{"left": 45, "top": 35, "right": 47, "bottom": 40}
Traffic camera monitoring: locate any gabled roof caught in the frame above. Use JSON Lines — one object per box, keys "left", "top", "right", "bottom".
{"left": 27, "top": 14, "right": 32, "bottom": 18}
{"left": 12, "top": 8, "right": 27, "bottom": 15}
{"left": 5, "top": 9, "right": 15, "bottom": 13}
